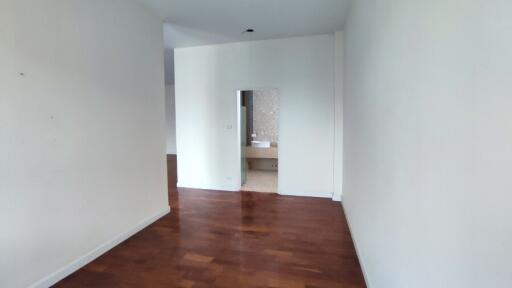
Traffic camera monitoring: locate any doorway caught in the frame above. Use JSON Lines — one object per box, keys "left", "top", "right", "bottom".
{"left": 238, "top": 89, "right": 279, "bottom": 193}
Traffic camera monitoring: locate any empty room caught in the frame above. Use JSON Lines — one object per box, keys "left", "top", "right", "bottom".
{"left": 2, "top": 0, "right": 512, "bottom": 288}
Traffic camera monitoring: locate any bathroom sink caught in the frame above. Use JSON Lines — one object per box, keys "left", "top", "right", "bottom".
{"left": 251, "top": 141, "right": 271, "bottom": 148}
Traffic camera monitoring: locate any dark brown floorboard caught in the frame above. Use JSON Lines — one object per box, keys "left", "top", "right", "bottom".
{"left": 54, "top": 155, "right": 366, "bottom": 288}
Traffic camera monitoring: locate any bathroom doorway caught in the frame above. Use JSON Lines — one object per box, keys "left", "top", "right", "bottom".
{"left": 238, "top": 89, "right": 279, "bottom": 193}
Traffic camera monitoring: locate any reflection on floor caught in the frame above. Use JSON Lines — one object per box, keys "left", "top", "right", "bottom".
{"left": 241, "top": 170, "right": 278, "bottom": 193}
{"left": 55, "top": 155, "right": 366, "bottom": 288}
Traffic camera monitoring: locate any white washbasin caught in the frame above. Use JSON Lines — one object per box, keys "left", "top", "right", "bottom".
{"left": 251, "top": 141, "right": 271, "bottom": 148}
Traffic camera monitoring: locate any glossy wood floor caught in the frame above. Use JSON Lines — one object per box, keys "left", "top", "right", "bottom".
{"left": 55, "top": 155, "right": 366, "bottom": 288}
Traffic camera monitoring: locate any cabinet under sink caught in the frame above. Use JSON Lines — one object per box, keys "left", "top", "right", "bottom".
{"left": 245, "top": 146, "right": 278, "bottom": 159}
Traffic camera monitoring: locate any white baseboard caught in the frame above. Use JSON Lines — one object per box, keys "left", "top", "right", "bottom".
{"left": 29, "top": 206, "right": 171, "bottom": 288}
{"left": 278, "top": 190, "right": 333, "bottom": 199}
{"left": 332, "top": 194, "right": 342, "bottom": 202}
{"left": 177, "top": 182, "right": 238, "bottom": 192}
{"left": 341, "top": 202, "right": 372, "bottom": 288}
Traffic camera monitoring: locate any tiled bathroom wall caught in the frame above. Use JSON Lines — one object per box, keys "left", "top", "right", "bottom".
{"left": 253, "top": 89, "right": 279, "bottom": 144}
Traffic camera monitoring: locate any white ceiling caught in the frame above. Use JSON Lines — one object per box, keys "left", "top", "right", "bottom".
{"left": 139, "top": 0, "right": 351, "bottom": 83}
{"left": 142, "top": 0, "right": 351, "bottom": 48}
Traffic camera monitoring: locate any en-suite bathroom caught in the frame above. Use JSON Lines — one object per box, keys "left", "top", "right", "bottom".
{"left": 239, "top": 89, "right": 279, "bottom": 193}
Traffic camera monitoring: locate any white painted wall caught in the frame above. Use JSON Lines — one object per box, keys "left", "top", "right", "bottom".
{"left": 165, "top": 85, "right": 177, "bottom": 154}
{"left": 0, "top": 1, "right": 169, "bottom": 287}
{"left": 333, "top": 31, "right": 344, "bottom": 201}
{"left": 343, "top": 0, "right": 512, "bottom": 287}
{"left": 175, "top": 35, "right": 335, "bottom": 197}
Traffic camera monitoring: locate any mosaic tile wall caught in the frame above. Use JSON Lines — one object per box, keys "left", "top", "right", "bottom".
{"left": 253, "top": 89, "right": 279, "bottom": 144}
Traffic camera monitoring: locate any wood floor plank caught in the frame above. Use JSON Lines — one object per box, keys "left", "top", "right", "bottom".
{"left": 54, "top": 155, "right": 366, "bottom": 287}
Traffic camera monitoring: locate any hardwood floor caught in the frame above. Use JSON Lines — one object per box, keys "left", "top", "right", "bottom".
{"left": 54, "top": 155, "right": 366, "bottom": 288}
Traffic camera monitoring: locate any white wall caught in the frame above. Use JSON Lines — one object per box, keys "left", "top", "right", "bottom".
{"left": 175, "top": 35, "right": 335, "bottom": 197}
{"left": 333, "top": 31, "right": 344, "bottom": 201}
{"left": 0, "top": 1, "right": 169, "bottom": 287}
{"left": 165, "top": 85, "right": 177, "bottom": 154}
{"left": 343, "top": 0, "right": 512, "bottom": 287}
